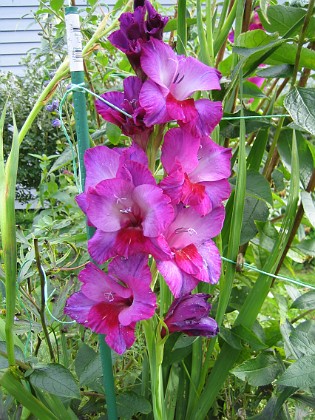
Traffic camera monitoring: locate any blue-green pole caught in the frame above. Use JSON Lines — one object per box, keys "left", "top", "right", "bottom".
{"left": 65, "top": 7, "right": 117, "bottom": 419}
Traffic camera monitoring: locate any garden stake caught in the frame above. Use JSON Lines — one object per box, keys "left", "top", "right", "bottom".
{"left": 65, "top": 7, "right": 117, "bottom": 419}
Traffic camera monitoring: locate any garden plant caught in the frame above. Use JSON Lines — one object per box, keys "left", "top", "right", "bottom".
{"left": 0, "top": 0, "right": 315, "bottom": 418}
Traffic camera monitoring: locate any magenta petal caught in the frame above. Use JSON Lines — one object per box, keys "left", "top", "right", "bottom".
{"left": 120, "top": 143, "right": 148, "bottom": 167}
{"left": 171, "top": 57, "right": 221, "bottom": 100}
{"left": 64, "top": 292, "right": 94, "bottom": 323}
{"left": 123, "top": 76, "right": 143, "bottom": 101}
{"left": 76, "top": 192, "right": 88, "bottom": 214}
{"left": 197, "top": 240, "right": 222, "bottom": 284}
{"left": 166, "top": 96, "right": 197, "bottom": 124}
{"left": 120, "top": 160, "right": 156, "bottom": 186}
{"left": 157, "top": 260, "right": 199, "bottom": 297}
{"left": 88, "top": 302, "right": 136, "bottom": 354}
{"left": 189, "top": 138, "right": 232, "bottom": 183}
{"left": 203, "top": 179, "right": 231, "bottom": 209}
{"left": 141, "top": 38, "right": 177, "bottom": 89}
{"left": 84, "top": 146, "right": 121, "bottom": 190}
{"left": 108, "top": 255, "right": 156, "bottom": 326}
{"left": 132, "top": 184, "right": 174, "bottom": 236}
{"left": 95, "top": 91, "right": 125, "bottom": 126}
{"left": 79, "top": 263, "right": 131, "bottom": 301}
{"left": 86, "top": 179, "right": 133, "bottom": 232}
{"left": 140, "top": 80, "right": 169, "bottom": 125}
{"left": 105, "top": 325, "right": 136, "bottom": 355}
{"left": 166, "top": 205, "right": 225, "bottom": 249}
{"left": 160, "top": 166, "right": 185, "bottom": 205}
{"left": 161, "top": 128, "right": 199, "bottom": 174}
{"left": 181, "top": 99, "right": 222, "bottom": 137}
{"left": 88, "top": 230, "right": 118, "bottom": 264}
{"left": 175, "top": 244, "right": 207, "bottom": 281}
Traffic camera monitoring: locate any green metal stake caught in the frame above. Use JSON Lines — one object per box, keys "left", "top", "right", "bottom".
{"left": 65, "top": 7, "right": 118, "bottom": 419}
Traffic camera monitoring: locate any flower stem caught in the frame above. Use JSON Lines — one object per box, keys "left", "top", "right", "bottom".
{"left": 142, "top": 319, "right": 166, "bottom": 419}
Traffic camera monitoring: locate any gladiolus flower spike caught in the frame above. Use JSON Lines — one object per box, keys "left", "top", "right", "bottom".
{"left": 65, "top": 0, "right": 232, "bottom": 354}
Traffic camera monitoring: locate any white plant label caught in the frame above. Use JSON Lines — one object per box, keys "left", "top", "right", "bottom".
{"left": 65, "top": 13, "right": 84, "bottom": 72}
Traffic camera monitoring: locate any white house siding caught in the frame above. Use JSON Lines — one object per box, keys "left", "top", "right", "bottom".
{"left": 0, "top": 0, "right": 175, "bottom": 75}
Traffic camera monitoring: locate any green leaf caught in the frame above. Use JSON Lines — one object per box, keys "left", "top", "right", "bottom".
{"left": 232, "top": 325, "right": 268, "bottom": 350}
{"left": 291, "top": 394, "right": 315, "bottom": 409}
{"left": 290, "top": 329, "right": 315, "bottom": 357}
{"left": 301, "top": 192, "right": 315, "bottom": 228}
{"left": 291, "top": 291, "right": 315, "bottom": 310}
{"left": 164, "top": 364, "right": 180, "bottom": 418}
{"left": 219, "top": 327, "right": 242, "bottom": 350}
{"left": 29, "top": 363, "right": 80, "bottom": 399}
{"left": 0, "top": 342, "right": 24, "bottom": 369}
{"left": 50, "top": 0, "right": 64, "bottom": 12}
{"left": 106, "top": 122, "right": 122, "bottom": 145}
{"left": 87, "top": 0, "right": 98, "bottom": 5}
{"left": 278, "top": 129, "right": 314, "bottom": 189}
{"left": 232, "top": 353, "right": 283, "bottom": 386}
{"left": 296, "top": 238, "right": 315, "bottom": 258}
{"left": 259, "top": 5, "right": 315, "bottom": 38}
{"left": 75, "top": 344, "right": 102, "bottom": 386}
{"left": 246, "top": 171, "right": 273, "bottom": 205}
{"left": 0, "top": 370, "right": 57, "bottom": 420}
{"left": 277, "top": 355, "right": 315, "bottom": 388}
{"left": 242, "top": 81, "right": 267, "bottom": 98}
{"left": 240, "top": 196, "right": 269, "bottom": 244}
{"left": 116, "top": 392, "right": 151, "bottom": 419}
{"left": 49, "top": 148, "right": 73, "bottom": 173}
{"left": 257, "top": 64, "right": 294, "bottom": 78}
{"left": 284, "top": 88, "right": 315, "bottom": 137}
{"left": 236, "top": 30, "right": 315, "bottom": 72}
{"left": 259, "top": 0, "right": 270, "bottom": 23}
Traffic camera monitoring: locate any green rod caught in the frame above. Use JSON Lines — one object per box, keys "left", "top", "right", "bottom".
{"left": 65, "top": 7, "right": 117, "bottom": 420}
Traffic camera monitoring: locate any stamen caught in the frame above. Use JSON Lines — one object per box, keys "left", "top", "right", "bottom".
{"left": 119, "top": 207, "right": 132, "bottom": 214}
{"left": 104, "top": 292, "right": 114, "bottom": 302}
{"left": 175, "top": 227, "right": 197, "bottom": 235}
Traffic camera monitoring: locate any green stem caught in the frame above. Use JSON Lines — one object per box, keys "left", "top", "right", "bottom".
{"left": 196, "top": 0, "right": 211, "bottom": 65}
{"left": 1, "top": 118, "right": 19, "bottom": 367}
{"left": 206, "top": 0, "right": 214, "bottom": 65}
{"left": 291, "top": 0, "right": 315, "bottom": 88}
{"left": 143, "top": 319, "right": 166, "bottom": 419}
{"left": 177, "top": 0, "right": 187, "bottom": 55}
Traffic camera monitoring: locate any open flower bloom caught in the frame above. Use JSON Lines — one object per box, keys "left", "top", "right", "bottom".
{"left": 139, "top": 38, "right": 221, "bottom": 129}
{"left": 95, "top": 76, "right": 153, "bottom": 149}
{"left": 76, "top": 143, "right": 148, "bottom": 215}
{"left": 162, "top": 293, "right": 218, "bottom": 337}
{"left": 160, "top": 128, "right": 231, "bottom": 215}
{"left": 108, "top": 1, "right": 168, "bottom": 77}
{"left": 157, "top": 205, "right": 224, "bottom": 297}
{"left": 65, "top": 255, "right": 156, "bottom": 354}
{"left": 84, "top": 161, "right": 174, "bottom": 263}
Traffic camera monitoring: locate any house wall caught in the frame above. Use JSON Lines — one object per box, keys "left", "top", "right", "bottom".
{"left": 0, "top": 0, "right": 175, "bottom": 75}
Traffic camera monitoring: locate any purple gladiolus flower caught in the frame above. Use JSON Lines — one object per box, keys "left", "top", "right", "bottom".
{"left": 84, "top": 164, "right": 174, "bottom": 263}
{"left": 160, "top": 128, "right": 232, "bottom": 215}
{"left": 139, "top": 38, "right": 221, "bottom": 129}
{"left": 162, "top": 293, "right": 219, "bottom": 338}
{"left": 108, "top": 1, "right": 168, "bottom": 78}
{"left": 95, "top": 76, "right": 153, "bottom": 149}
{"left": 76, "top": 143, "right": 148, "bottom": 215}
{"left": 65, "top": 255, "right": 157, "bottom": 354}
{"left": 157, "top": 205, "right": 225, "bottom": 297}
